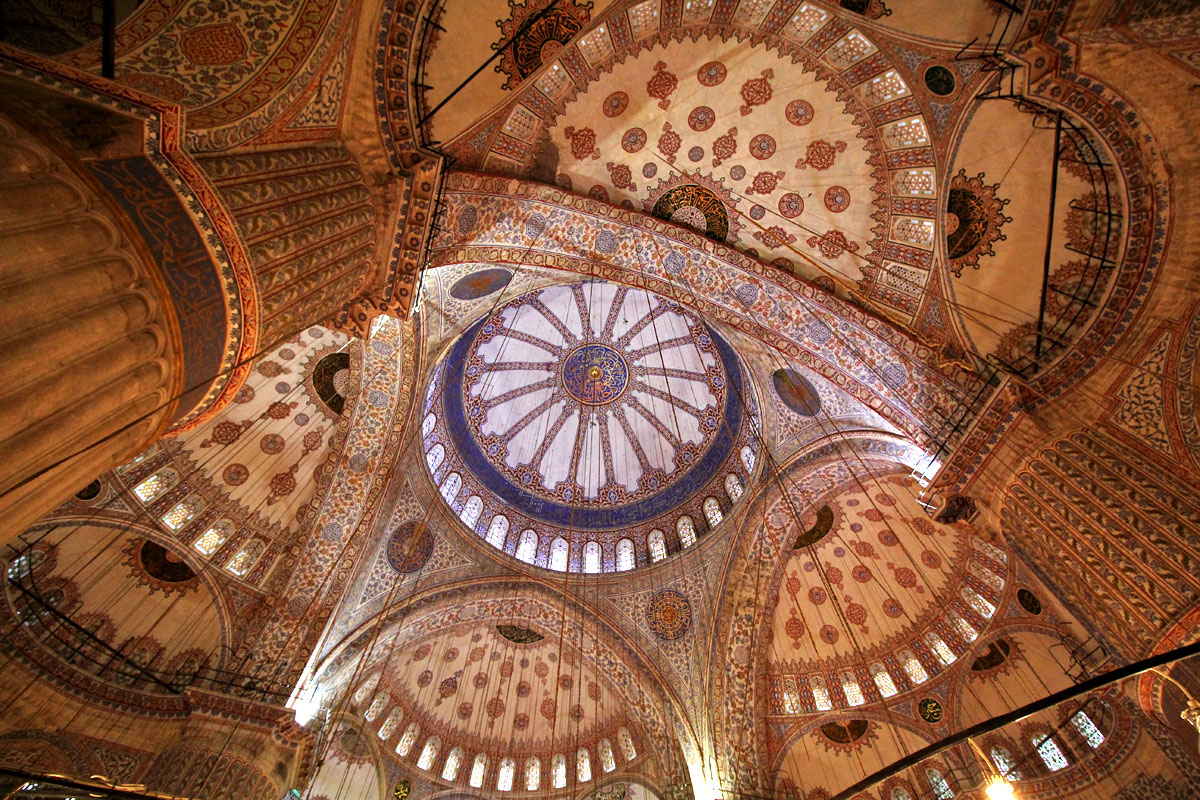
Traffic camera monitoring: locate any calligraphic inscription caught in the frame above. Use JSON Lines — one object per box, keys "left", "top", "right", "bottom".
{"left": 561, "top": 344, "right": 629, "bottom": 405}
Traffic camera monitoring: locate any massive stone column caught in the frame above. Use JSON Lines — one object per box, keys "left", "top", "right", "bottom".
{"left": 0, "top": 110, "right": 184, "bottom": 539}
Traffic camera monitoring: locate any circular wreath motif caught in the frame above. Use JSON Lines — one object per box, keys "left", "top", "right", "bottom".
{"left": 785, "top": 99, "right": 815, "bottom": 126}
{"left": 697, "top": 61, "right": 726, "bottom": 86}
{"left": 778, "top": 192, "right": 804, "bottom": 218}
{"left": 688, "top": 105, "right": 716, "bottom": 132}
{"left": 749, "top": 133, "right": 776, "bottom": 159}
{"left": 602, "top": 91, "right": 629, "bottom": 117}
{"left": 386, "top": 520, "right": 434, "bottom": 573}
{"left": 621, "top": 127, "right": 647, "bottom": 153}
{"left": 824, "top": 185, "right": 851, "bottom": 213}
{"left": 646, "top": 589, "right": 691, "bottom": 640}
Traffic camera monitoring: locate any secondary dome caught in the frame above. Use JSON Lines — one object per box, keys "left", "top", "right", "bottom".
{"left": 420, "top": 280, "right": 758, "bottom": 572}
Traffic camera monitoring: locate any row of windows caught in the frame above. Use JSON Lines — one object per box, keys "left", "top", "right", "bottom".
{"left": 132, "top": 471, "right": 264, "bottom": 579}
{"left": 989, "top": 712, "right": 1106, "bottom": 780}
{"left": 357, "top": 687, "right": 637, "bottom": 790}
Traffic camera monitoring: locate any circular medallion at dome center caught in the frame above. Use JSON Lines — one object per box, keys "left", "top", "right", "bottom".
{"left": 561, "top": 344, "right": 628, "bottom": 405}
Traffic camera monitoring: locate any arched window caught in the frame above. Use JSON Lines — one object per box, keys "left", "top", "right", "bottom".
{"left": 551, "top": 753, "right": 567, "bottom": 788}
{"left": 6, "top": 549, "right": 44, "bottom": 581}
{"left": 497, "top": 757, "right": 515, "bottom": 791}
{"left": 469, "top": 753, "right": 488, "bottom": 788}
{"left": 617, "top": 727, "right": 637, "bottom": 761}
{"left": 975, "top": 538, "right": 1008, "bottom": 563}
{"left": 1034, "top": 735, "right": 1069, "bottom": 772}
{"left": 970, "top": 561, "right": 1005, "bottom": 591}
{"left": 781, "top": 677, "right": 802, "bottom": 713}
{"left": 351, "top": 674, "right": 379, "bottom": 706}
{"left": 1072, "top": 711, "right": 1105, "bottom": 748}
{"left": 962, "top": 586, "right": 997, "bottom": 618}
{"left": 377, "top": 708, "right": 402, "bottom": 738}
{"left": 577, "top": 748, "right": 592, "bottom": 782}
{"left": 163, "top": 495, "right": 205, "bottom": 530}
{"left": 616, "top": 539, "right": 635, "bottom": 571}
{"left": 515, "top": 529, "right": 538, "bottom": 563}
{"left": 421, "top": 412, "right": 436, "bottom": 438}
{"left": 725, "top": 473, "right": 744, "bottom": 502}
{"left": 193, "top": 521, "right": 233, "bottom": 556}
{"left": 926, "top": 769, "right": 955, "bottom": 799}
{"left": 525, "top": 756, "right": 541, "bottom": 791}
{"left": 840, "top": 672, "right": 865, "bottom": 706}
{"left": 396, "top": 722, "right": 420, "bottom": 757}
{"left": 442, "top": 747, "right": 464, "bottom": 781}
{"left": 948, "top": 611, "right": 977, "bottom": 643}
{"left": 364, "top": 696, "right": 387, "bottom": 722}
{"left": 583, "top": 541, "right": 601, "bottom": 573}
{"left": 648, "top": 530, "right": 667, "bottom": 562}
{"left": 810, "top": 675, "right": 833, "bottom": 711}
{"left": 598, "top": 739, "right": 616, "bottom": 773}
{"left": 901, "top": 651, "right": 928, "bottom": 684}
{"left": 890, "top": 788, "right": 914, "bottom": 800}
{"left": 990, "top": 746, "right": 1020, "bottom": 780}
{"left": 677, "top": 516, "right": 696, "bottom": 547}
{"left": 460, "top": 496, "right": 483, "bottom": 529}
{"left": 426, "top": 443, "right": 444, "bottom": 472}
{"left": 134, "top": 470, "right": 177, "bottom": 502}
{"left": 740, "top": 445, "right": 756, "bottom": 473}
{"left": 225, "top": 540, "right": 264, "bottom": 577}
{"left": 549, "top": 537, "right": 569, "bottom": 571}
{"left": 871, "top": 663, "right": 898, "bottom": 698}
{"left": 440, "top": 472, "right": 462, "bottom": 504}
{"left": 417, "top": 736, "right": 440, "bottom": 770}
{"left": 485, "top": 515, "right": 509, "bottom": 549}
{"left": 926, "top": 632, "right": 956, "bottom": 666}
{"left": 703, "top": 497, "right": 723, "bottom": 527}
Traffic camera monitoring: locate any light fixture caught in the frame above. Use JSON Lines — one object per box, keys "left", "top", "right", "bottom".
{"left": 984, "top": 778, "right": 1015, "bottom": 800}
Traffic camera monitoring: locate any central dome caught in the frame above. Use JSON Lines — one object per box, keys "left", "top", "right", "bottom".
{"left": 421, "top": 279, "right": 758, "bottom": 571}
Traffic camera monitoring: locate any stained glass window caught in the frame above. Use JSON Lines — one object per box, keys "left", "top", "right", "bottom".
{"left": 352, "top": 674, "right": 379, "bottom": 706}
{"left": 864, "top": 70, "right": 910, "bottom": 105}
{"left": 618, "top": 727, "right": 637, "bottom": 761}
{"left": 225, "top": 540, "right": 264, "bottom": 578}
{"left": 440, "top": 472, "right": 462, "bottom": 504}
{"left": 469, "top": 753, "right": 487, "bottom": 788}
{"left": 990, "top": 746, "right": 1020, "bottom": 779}
{"left": 841, "top": 672, "right": 865, "bottom": 706}
{"left": 616, "top": 539, "right": 634, "bottom": 571}
{"left": 442, "top": 747, "right": 463, "bottom": 781}
{"left": 598, "top": 739, "right": 616, "bottom": 773}
{"left": 678, "top": 516, "right": 696, "bottom": 548}
{"left": 577, "top": 748, "right": 592, "bottom": 782}
{"left": 497, "top": 757, "right": 515, "bottom": 791}
{"left": 871, "top": 663, "right": 898, "bottom": 698}
{"left": 426, "top": 444, "right": 444, "bottom": 473}
{"left": 882, "top": 116, "right": 929, "bottom": 148}
{"left": 134, "top": 470, "right": 176, "bottom": 503}
{"left": 963, "top": 587, "right": 997, "bottom": 619}
{"left": 421, "top": 412, "right": 435, "bottom": 438}
{"left": 417, "top": 736, "right": 440, "bottom": 770}
{"left": 891, "top": 789, "right": 913, "bottom": 800}
{"left": 782, "top": 677, "right": 802, "bottom": 713}
{"left": 970, "top": 561, "right": 1005, "bottom": 592}
{"left": 927, "top": 769, "right": 955, "bottom": 799}
{"left": 975, "top": 538, "right": 1008, "bottom": 563}
{"left": 118, "top": 449, "right": 150, "bottom": 472}
{"left": 7, "top": 549, "right": 45, "bottom": 581}
{"left": 396, "top": 723, "right": 419, "bottom": 757}
{"left": 785, "top": 3, "right": 828, "bottom": 39}
{"left": 193, "top": 521, "right": 232, "bottom": 556}
{"left": 516, "top": 530, "right": 538, "bottom": 563}
{"left": 703, "top": 497, "right": 723, "bottom": 527}
{"left": 901, "top": 650, "right": 928, "bottom": 684}
{"left": 525, "top": 756, "right": 541, "bottom": 791}
{"left": 926, "top": 632, "right": 956, "bottom": 666}
{"left": 725, "top": 473, "right": 744, "bottom": 502}
{"left": 1072, "top": 711, "right": 1105, "bottom": 748}
{"left": 949, "top": 611, "right": 978, "bottom": 643}
{"left": 549, "top": 538, "right": 569, "bottom": 572}
{"left": 162, "top": 495, "right": 205, "bottom": 530}
{"left": 364, "top": 696, "right": 386, "bottom": 722}
{"left": 486, "top": 515, "right": 509, "bottom": 549}
{"left": 378, "top": 708, "right": 402, "bottom": 738}
{"left": 740, "top": 445, "right": 756, "bottom": 473}
{"left": 552, "top": 753, "right": 567, "bottom": 788}
{"left": 1035, "top": 735, "right": 1068, "bottom": 771}
{"left": 810, "top": 675, "right": 833, "bottom": 711}
{"left": 583, "top": 541, "right": 601, "bottom": 574}
{"left": 460, "top": 496, "right": 483, "bottom": 529}
{"left": 648, "top": 530, "right": 667, "bottom": 562}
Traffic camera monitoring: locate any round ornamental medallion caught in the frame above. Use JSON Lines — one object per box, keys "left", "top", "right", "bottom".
{"left": 824, "top": 185, "right": 851, "bottom": 213}
{"left": 622, "top": 127, "right": 647, "bottom": 153}
{"left": 697, "top": 61, "right": 726, "bottom": 86}
{"left": 386, "top": 521, "right": 434, "bottom": 573}
{"left": 785, "top": 99, "right": 815, "bottom": 126}
{"left": 918, "top": 697, "right": 944, "bottom": 724}
{"left": 561, "top": 344, "right": 629, "bottom": 405}
{"left": 646, "top": 589, "right": 692, "bottom": 640}
{"left": 1017, "top": 588, "right": 1043, "bottom": 615}
{"left": 451, "top": 268, "right": 511, "bottom": 300}
{"left": 603, "top": 91, "right": 629, "bottom": 117}
{"left": 749, "top": 134, "right": 776, "bottom": 159}
{"left": 688, "top": 106, "right": 716, "bottom": 132}
{"left": 778, "top": 193, "right": 804, "bottom": 218}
